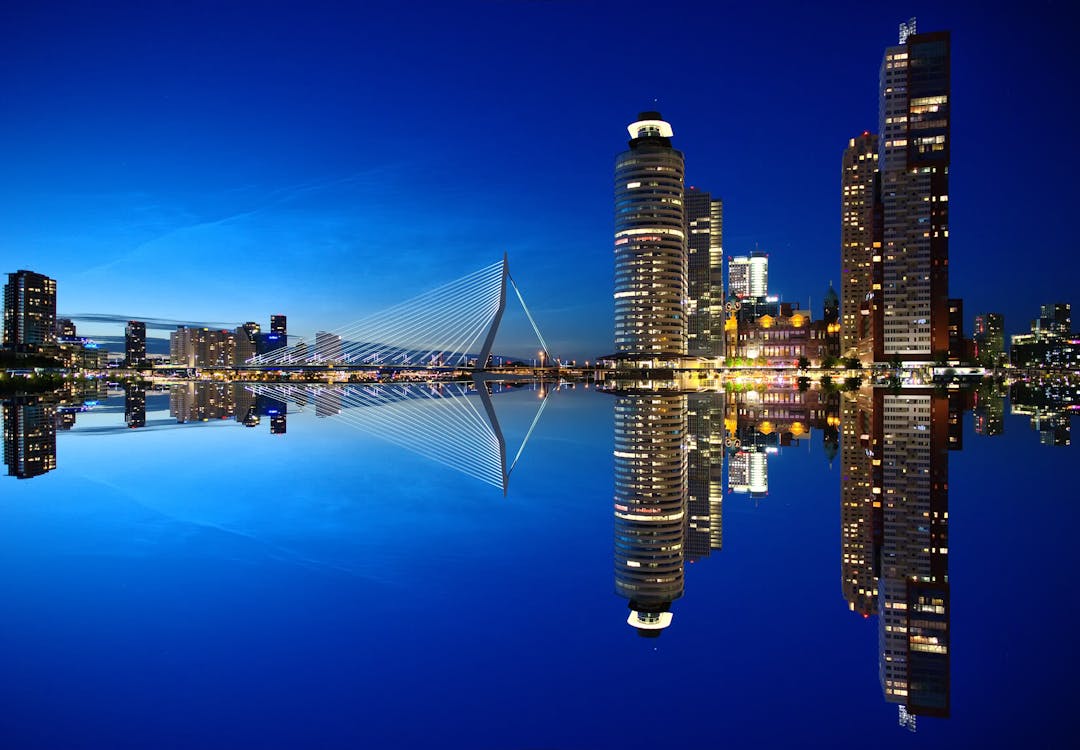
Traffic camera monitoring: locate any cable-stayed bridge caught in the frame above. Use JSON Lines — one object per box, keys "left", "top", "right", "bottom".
{"left": 246, "top": 255, "right": 549, "bottom": 370}
{"left": 245, "top": 379, "right": 552, "bottom": 494}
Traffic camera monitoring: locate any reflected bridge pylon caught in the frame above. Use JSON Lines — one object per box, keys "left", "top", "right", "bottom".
{"left": 246, "top": 255, "right": 549, "bottom": 371}
{"left": 245, "top": 376, "right": 553, "bottom": 494}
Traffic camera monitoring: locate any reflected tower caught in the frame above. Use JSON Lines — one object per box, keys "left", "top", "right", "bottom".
{"left": 3, "top": 397, "right": 58, "bottom": 479}
{"left": 613, "top": 392, "right": 687, "bottom": 636}
{"left": 878, "top": 390, "right": 950, "bottom": 721}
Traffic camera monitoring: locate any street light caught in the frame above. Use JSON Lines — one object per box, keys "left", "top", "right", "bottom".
{"left": 539, "top": 350, "right": 545, "bottom": 368}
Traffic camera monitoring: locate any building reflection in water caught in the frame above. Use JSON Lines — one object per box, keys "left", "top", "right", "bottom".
{"left": 2, "top": 396, "right": 58, "bottom": 479}
{"left": 612, "top": 391, "right": 687, "bottom": 636}
{"left": 842, "top": 388, "right": 953, "bottom": 730}
{"left": 611, "top": 382, "right": 837, "bottom": 636}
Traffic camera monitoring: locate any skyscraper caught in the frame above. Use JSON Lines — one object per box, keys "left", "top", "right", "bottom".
{"left": 614, "top": 111, "right": 686, "bottom": 361}
{"left": 3, "top": 270, "right": 57, "bottom": 351}
{"left": 3, "top": 397, "right": 58, "bottom": 479}
{"left": 728, "top": 251, "right": 768, "bottom": 300}
{"left": 840, "top": 132, "right": 881, "bottom": 360}
{"left": 879, "top": 21, "right": 951, "bottom": 360}
{"left": 125, "top": 320, "right": 147, "bottom": 368}
{"left": 685, "top": 188, "right": 724, "bottom": 358}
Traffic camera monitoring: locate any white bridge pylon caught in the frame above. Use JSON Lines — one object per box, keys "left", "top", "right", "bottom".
{"left": 247, "top": 255, "right": 549, "bottom": 369}
{"left": 245, "top": 380, "right": 553, "bottom": 494}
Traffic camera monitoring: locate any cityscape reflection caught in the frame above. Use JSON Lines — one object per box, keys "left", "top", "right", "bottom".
{"left": 604, "top": 378, "right": 1075, "bottom": 731}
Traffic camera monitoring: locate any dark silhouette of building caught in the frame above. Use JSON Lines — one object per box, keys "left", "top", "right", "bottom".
{"left": 685, "top": 187, "right": 724, "bottom": 359}
{"left": 3, "top": 270, "right": 57, "bottom": 351}
{"left": 3, "top": 396, "right": 58, "bottom": 478}
{"left": 125, "top": 320, "right": 147, "bottom": 368}
{"left": 124, "top": 383, "right": 146, "bottom": 428}
{"left": 973, "top": 313, "right": 1005, "bottom": 368}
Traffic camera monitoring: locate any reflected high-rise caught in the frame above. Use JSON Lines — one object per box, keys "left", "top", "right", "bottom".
{"left": 3, "top": 397, "right": 58, "bottom": 479}
{"left": 613, "top": 393, "right": 687, "bottom": 636}
{"left": 869, "top": 390, "right": 951, "bottom": 721}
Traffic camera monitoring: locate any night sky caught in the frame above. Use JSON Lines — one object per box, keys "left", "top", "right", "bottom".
{"left": 1, "top": 1, "right": 1076, "bottom": 361}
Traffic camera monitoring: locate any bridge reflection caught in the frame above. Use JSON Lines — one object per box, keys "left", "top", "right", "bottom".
{"left": 2, "top": 379, "right": 554, "bottom": 491}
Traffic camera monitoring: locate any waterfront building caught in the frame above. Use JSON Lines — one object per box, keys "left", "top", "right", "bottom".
{"left": 841, "top": 132, "right": 882, "bottom": 360}
{"left": 879, "top": 21, "right": 952, "bottom": 361}
{"left": 125, "top": 321, "right": 147, "bottom": 368}
{"left": 613, "top": 111, "right": 686, "bottom": 362}
{"left": 56, "top": 318, "right": 77, "bottom": 338}
{"left": 685, "top": 188, "right": 724, "bottom": 358}
{"left": 728, "top": 251, "right": 768, "bottom": 300}
{"left": 1011, "top": 303, "right": 1078, "bottom": 369}
{"left": 613, "top": 393, "right": 687, "bottom": 635}
{"left": 271, "top": 314, "right": 287, "bottom": 336}
{"left": 3, "top": 270, "right": 57, "bottom": 351}
{"left": 170, "top": 327, "right": 237, "bottom": 369}
{"left": 973, "top": 313, "right": 1005, "bottom": 368}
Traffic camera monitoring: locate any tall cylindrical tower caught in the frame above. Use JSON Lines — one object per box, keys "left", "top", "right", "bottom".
{"left": 614, "top": 112, "right": 687, "bottom": 360}
{"left": 613, "top": 392, "right": 687, "bottom": 636}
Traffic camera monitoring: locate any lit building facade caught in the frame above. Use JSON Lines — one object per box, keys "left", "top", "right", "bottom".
{"left": 728, "top": 251, "right": 768, "bottom": 300}
{"left": 170, "top": 327, "right": 237, "bottom": 369}
{"left": 879, "top": 23, "right": 952, "bottom": 360}
{"left": 613, "top": 112, "right": 687, "bottom": 361}
{"left": 685, "top": 188, "right": 724, "bottom": 358}
{"left": 840, "top": 132, "right": 882, "bottom": 360}
{"left": 3, "top": 270, "right": 57, "bottom": 351}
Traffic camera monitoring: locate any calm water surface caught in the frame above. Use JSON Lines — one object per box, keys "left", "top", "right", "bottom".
{"left": 0, "top": 380, "right": 1073, "bottom": 748}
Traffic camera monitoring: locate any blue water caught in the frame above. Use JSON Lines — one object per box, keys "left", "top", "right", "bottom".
{"left": 0, "top": 383, "right": 1072, "bottom": 748}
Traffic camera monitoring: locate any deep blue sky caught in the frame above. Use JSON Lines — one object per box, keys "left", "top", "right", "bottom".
{"left": 1, "top": 1, "right": 1076, "bottom": 360}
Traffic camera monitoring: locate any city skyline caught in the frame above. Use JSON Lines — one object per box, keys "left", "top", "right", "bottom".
{"left": 1, "top": 3, "right": 1076, "bottom": 361}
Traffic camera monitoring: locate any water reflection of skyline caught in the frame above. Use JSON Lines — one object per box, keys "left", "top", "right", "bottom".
{"left": 607, "top": 377, "right": 1076, "bottom": 731}
{"left": 2, "top": 379, "right": 554, "bottom": 487}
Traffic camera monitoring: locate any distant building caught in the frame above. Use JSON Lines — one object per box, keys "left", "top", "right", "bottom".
{"left": 685, "top": 188, "right": 724, "bottom": 358}
{"left": 3, "top": 270, "right": 57, "bottom": 351}
{"left": 125, "top": 321, "right": 147, "bottom": 368}
{"left": 271, "top": 315, "right": 287, "bottom": 336}
{"left": 235, "top": 323, "right": 260, "bottom": 367}
{"left": 973, "top": 313, "right": 1005, "bottom": 367}
{"left": 56, "top": 318, "right": 77, "bottom": 338}
{"left": 613, "top": 111, "right": 686, "bottom": 361}
{"left": 947, "top": 298, "right": 972, "bottom": 362}
{"left": 728, "top": 251, "right": 768, "bottom": 299}
{"left": 170, "top": 327, "right": 236, "bottom": 369}
{"left": 1011, "top": 303, "right": 1078, "bottom": 369}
